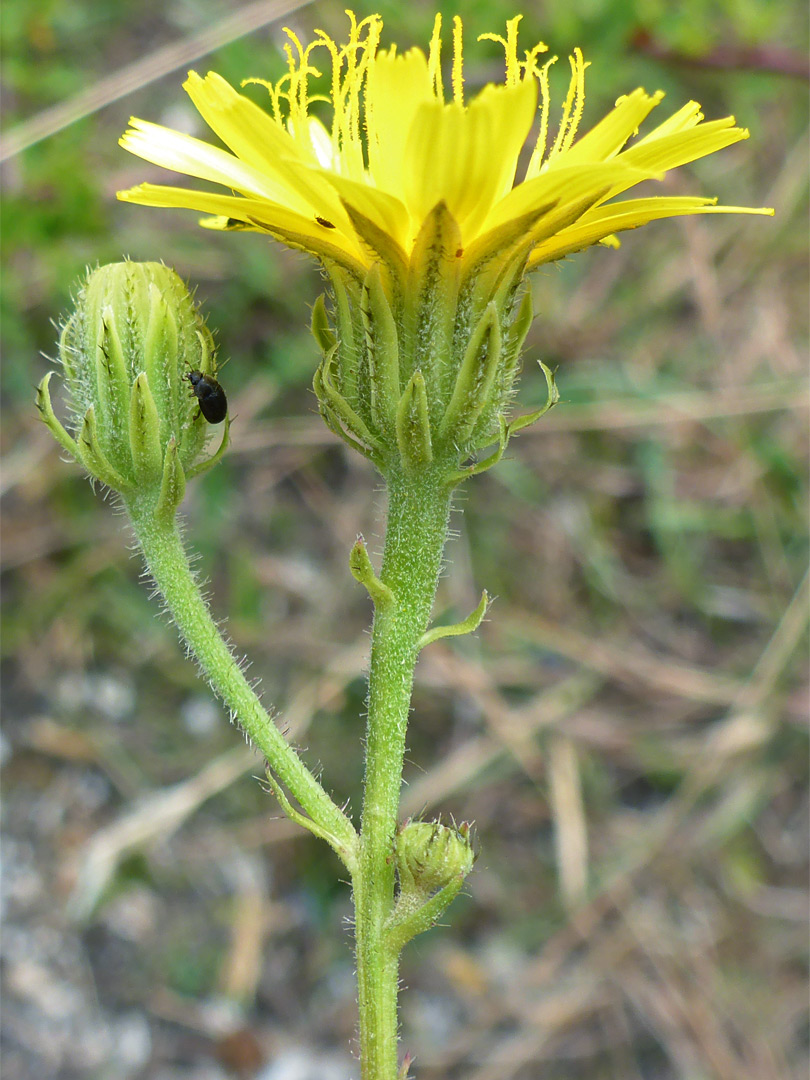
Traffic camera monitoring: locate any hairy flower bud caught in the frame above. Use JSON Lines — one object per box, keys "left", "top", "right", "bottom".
{"left": 384, "top": 818, "right": 477, "bottom": 949}
{"left": 37, "top": 262, "right": 228, "bottom": 513}
{"left": 395, "top": 819, "right": 476, "bottom": 897}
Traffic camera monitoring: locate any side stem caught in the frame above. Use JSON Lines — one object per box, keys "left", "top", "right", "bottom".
{"left": 354, "top": 466, "right": 454, "bottom": 1079}
{"left": 126, "top": 493, "right": 357, "bottom": 865}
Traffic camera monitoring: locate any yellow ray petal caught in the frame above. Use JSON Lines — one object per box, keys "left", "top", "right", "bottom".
{"left": 184, "top": 71, "right": 313, "bottom": 170}
{"left": 403, "top": 78, "right": 537, "bottom": 241}
{"left": 618, "top": 118, "right": 749, "bottom": 173}
{"left": 319, "top": 172, "right": 411, "bottom": 253}
{"left": 633, "top": 100, "right": 704, "bottom": 141}
{"left": 181, "top": 72, "right": 353, "bottom": 232}
{"left": 540, "top": 89, "right": 665, "bottom": 170}
{"left": 366, "top": 48, "right": 436, "bottom": 192}
{"left": 116, "top": 182, "right": 366, "bottom": 263}
{"left": 483, "top": 160, "right": 659, "bottom": 235}
{"left": 120, "top": 119, "right": 303, "bottom": 206}
{"left": 528, "top": 196, "right": 773, "bottom": 266}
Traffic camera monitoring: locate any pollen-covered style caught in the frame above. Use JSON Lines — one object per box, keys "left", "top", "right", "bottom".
{"left": 118, "top": 12, "right": 769, "bottom": 275}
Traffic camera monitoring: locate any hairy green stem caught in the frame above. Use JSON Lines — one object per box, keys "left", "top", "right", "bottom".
{"left": 355, "top": 466, "right": 454, "bottom": 1079}
{"left": 127, "top": 470, "right": 455, "bottom": 1079}
{"left": 126, "top": 492, "right": 358, "bottom": 866}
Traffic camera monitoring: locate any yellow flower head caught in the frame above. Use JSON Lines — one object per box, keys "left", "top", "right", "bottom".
{"left": 118, "top": 12, "right": 771, "bottom": 278}
{"left": 118, "top": 13, "right": 772, "bottom": 479}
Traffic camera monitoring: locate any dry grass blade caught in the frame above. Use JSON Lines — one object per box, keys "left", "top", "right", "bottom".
{"left": 548, "top": 734, "right": 589, "bottom": 908}
{"left": 504, "top": 609, "right": 747, "bottom": 705}
{"left": 521, "top": 380, "right": 809, "bottom": 433}
{"left": 0, "top": 0, "right": 309, "bottom": 161}
{"left": 67, "top": 745, "right": 257, "bottom": 919}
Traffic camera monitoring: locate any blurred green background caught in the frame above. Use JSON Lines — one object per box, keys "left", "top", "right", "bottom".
{"left": 2, "top": 1, "right": 808, "bottom": 1078}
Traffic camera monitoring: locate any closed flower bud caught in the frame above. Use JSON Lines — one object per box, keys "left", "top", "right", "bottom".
{"left": 395, "top": 819, "right": 476, "bottom": 897}
{"left": 36, "top": 262, "right": 228, "bottom": 512}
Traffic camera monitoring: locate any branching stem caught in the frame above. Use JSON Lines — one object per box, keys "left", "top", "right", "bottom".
{"left": 126, "top": 491, "right": 358, "bottom": 869}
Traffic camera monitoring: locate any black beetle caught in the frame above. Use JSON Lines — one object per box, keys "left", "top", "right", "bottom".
{"left": 186, "top": 370, "right": 227, "bottom": 424}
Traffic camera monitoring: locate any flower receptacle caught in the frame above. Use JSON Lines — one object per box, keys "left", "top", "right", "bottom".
{"left": 311, "top": 212, "right": 552, "bottom": 484}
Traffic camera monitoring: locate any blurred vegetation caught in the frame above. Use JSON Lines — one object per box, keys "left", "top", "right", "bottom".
{"left": 2, "top": 1, "right": 807, "bottom": 1078}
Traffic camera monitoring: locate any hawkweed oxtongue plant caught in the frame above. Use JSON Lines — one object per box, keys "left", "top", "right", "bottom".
{"left": 37, "top": 11, "right": 771, "bottom": 1079}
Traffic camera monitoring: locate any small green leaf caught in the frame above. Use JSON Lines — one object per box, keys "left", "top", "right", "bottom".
{"left": 458, "top": 414, "right": 509, "bottom": 481}
{"left": 362, "top": 263, "right": 400, "bottom": 435}
{"left": 95, "top": 308, "right": 131, "bottom": 463}
{"left": 314, "top": 350, "right": 386, "bottom": 460}
{"left": 185, "top": 414, "right": 231, "bottom": 480}
{"left": 78, "top": 406, "right": 132, "bottom": 491}
{"left": 437, "top": 303, "right": 502, "bottom": 449}
{"left": 35, "top": 372, "right": 81, "bottom": 462}
{"left": 264, "top": 767, "right": 358, "bottom": 873}
{"left": 418, "top": 590, "right": 489, "bottom": 650}
{"left": 349, "top": 536, "right": 395, "bottom": 610}
{"left": 404, "top": 201, "right": 462, "bottom": 400}
{"left": 508, "top": 359, "right": 559, "bottom": 435}
{"left": 129, "top": 372, "right": 163, "bottom": 483}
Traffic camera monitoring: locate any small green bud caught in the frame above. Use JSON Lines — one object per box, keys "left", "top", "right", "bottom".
{"left": 385, "top": 818, "right": 477, "bottom": 950}
{"left": 396, "top": 819, "right": 475, "bottom": 897}
{"left": 37, "top": 261, "right": 228, "bottom": 507}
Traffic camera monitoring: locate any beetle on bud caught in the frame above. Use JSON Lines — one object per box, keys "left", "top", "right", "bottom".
{"left": 186, "top": 369, "right": 228, "bottom": 424}
{"left": 36, "top": 261, "right": 229, "bottom": 516}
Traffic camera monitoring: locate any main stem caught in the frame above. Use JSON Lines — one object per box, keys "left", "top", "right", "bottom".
{"left": 355, "top": 466, "right": 454, "bottom": 1080}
